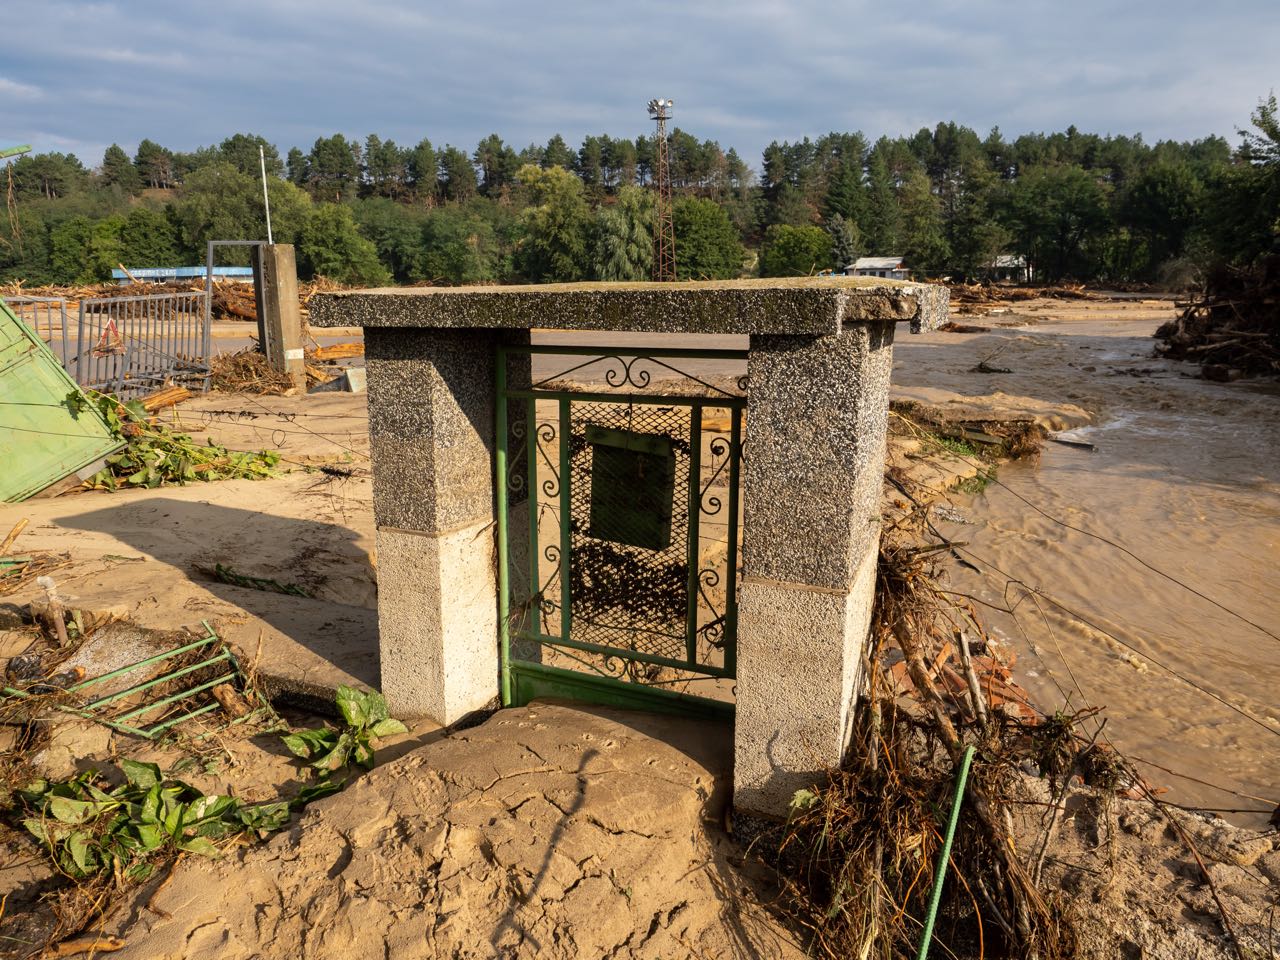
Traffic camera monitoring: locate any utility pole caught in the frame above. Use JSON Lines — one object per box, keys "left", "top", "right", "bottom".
{"left": 647, "top": 98, "right": 676, "bottom": 282}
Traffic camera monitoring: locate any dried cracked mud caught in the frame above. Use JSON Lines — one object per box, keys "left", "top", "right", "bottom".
{"left": 103, "top": 702, "right": 803, "bottom": 959}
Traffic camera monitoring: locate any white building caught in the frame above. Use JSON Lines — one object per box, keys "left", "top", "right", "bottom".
{"left": 986, "top": 254, "right": 1031, "bottom": 283}
{"left": 844, "top": 256, "right": 910, "bottom": 280}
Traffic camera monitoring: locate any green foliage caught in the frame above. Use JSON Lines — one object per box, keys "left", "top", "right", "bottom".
{"left": 592, "top": 186, "right": 653, "bottom": 281}
{"left": 299, "top": 204, "right": 390, "bottom": 285}
{"left": 134, "top": 139, "right": 175, "bottom": 189}
{"left": 100, "top": 144, "right": 141, "bottom": 196}
{"left": 416, "top": 201, "right": 510, "bottom": 284}
{"left": 119, "top": 206, "right": 180, "bottom": 268}
{"left": 1004, "top": 164, "right": 1110, "bottom": 281}
{"left": 15, "top": 760, "right": 291, "bottom": 881}
{"left": 955, "top": 466, "right": 998, "bottom": 495}
{"left": 169, "top": 162, "right": 311, "bottom": 262}
{"left": 304, "top": 134, "right": 361, "bottom": 201}
{"left": 826, "top": 214, "right": 860, "bottom": 271}
{"left": 673, "top": 197, "right": 743, "bottom": 279}
{"left": 759, "top": 223, "right": 832, "bottom": 277}
{"left": 515, "top": 164, "right": 590, "bottom": 281}
{"left": 281, "top": 686, "right": 407, "bottom": 774}
{"left": 899, "top": 169, "right": 950, "bottom": 276}
{"left": 4, "top": 98, "right": 1277, "bottom": 288}
{"left": 219, "top": 133, "right": 283, "bottom": 178}
{"left": 439, "top": 145, "right": 479, "bottom": 202}
{"left": 75, "top": 390, "right": 279, "bottom": 490}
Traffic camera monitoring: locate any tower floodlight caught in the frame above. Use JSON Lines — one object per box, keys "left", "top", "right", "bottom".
{"left": 649, "top": 98, "right": 676, "bottom": 281}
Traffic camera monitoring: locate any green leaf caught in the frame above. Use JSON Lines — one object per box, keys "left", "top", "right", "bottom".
{"left": 177, "top": 836, "right": 220, "bottom": 857}
{"left": 353, "top": 738, "right": 375, "bottom": 769}
{"left": 370, "top": 718, "right": 407, "bottom": 739}
{"left": 313, "top": 732, "right": 354, "bottom": 773}
{"left": 238, "top": 801, "right": 290, "bottom": 832}
{"left": 363, "top": 691, "right": 391, "bottom": 726}
{"left": 335, "top": 686, "right": 369, "bottom": 728}
{"left": 67, "top": 830, "right": 95, "bottom": 873}
{"left": 133, "top": 821, "right": 164, "bottom": 852}
{"left": 48, "top": 796, "right": 101, "bottom": 824}
{"left": 126, "top": 862, "right": 155, "bottom": 881}
{"left": 281, "top": 727, "right": 337, "bottom": 760}
{"left": 186, "top": 795, "right": 238, "bottom": 822}
{"left": 121, "top": 759, "right": 162, "bottom": 789}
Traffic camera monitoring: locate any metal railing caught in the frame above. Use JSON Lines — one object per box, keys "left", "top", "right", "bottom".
{"left": 75, "top": 291, "right": 210, "bottom": 399}
{"left": 5, "top": 296, "right": 70, "bottom": 367}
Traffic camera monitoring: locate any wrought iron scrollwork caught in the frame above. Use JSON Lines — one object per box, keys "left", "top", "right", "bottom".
{"left": 536, "top": 421, "right": 560, "bottom": 497}
{"left": 603, "top": 357, "right": 653, "bottom": 389}
{"left": 699, "top": 436, "right": 733, "bottom": 516}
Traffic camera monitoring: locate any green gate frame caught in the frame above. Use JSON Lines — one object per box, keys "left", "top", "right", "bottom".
{"left": 496, "top": 344, "right": 746, "bottom": 719}
{"left": 0, "top": 298, "right": 124, "bottom": 502}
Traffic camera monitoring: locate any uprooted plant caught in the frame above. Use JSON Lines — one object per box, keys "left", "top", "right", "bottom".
{"left": 15, "top": 759, "right": 291, "bottom": 883}
{"left": 67, "top": 390, "right": 279, "bottom": 490}
{"left": 281, "top": 685, "right": 407, "bottom": 777}
{"left": 772, "top": 520, "right": 1079, "bottom": 960}
{"left": 0, "top": 683, "right": 407, "bottom": 955}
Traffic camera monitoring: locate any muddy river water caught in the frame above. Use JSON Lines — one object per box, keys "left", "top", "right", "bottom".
{"left": 891, "top": 299, "right": 1280, "bottom": 824}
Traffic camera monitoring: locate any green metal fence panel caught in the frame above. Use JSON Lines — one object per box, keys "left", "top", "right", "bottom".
{"left": 497, "top": 343, "right": 746, "bottom": 717}
{"left": 0, "top": 299, "right": 124, "bottom": 502}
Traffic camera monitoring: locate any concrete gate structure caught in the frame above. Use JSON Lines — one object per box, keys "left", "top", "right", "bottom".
{"left": 310, "top": 277, "right": 947, "bottom": 815}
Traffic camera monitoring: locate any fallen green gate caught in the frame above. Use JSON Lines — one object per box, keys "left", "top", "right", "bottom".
{"left": 0, "top": 298, "right": 124, "bottom": 502}
{"left": 496, "top": 344, "right": 745, "bottom": 719}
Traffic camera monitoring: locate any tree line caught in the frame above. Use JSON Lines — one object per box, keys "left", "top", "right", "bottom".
{"left": 1, "top": 94, "right": 1276, "bottom": 289}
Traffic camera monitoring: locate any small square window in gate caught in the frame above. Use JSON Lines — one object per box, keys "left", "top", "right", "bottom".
{"left": 586, "top": 425, "right": 676, "bottom": 551}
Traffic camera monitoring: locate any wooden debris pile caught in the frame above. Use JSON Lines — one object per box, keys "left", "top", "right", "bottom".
{"left": 1155, "top": 254, "right": 1280, "bottom": 379}
{"left": 949, "top": 282, "right": 1102, "bottom": 315}
{"left": 209, "top": 342, "right": 363, "bottom": 395}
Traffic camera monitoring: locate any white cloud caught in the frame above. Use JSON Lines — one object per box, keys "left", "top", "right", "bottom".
{"left": 87, "top": 49, "right": 190, "bottom": 68}
{"left": 0, "top": 77, "right": 43, "bottom": 99}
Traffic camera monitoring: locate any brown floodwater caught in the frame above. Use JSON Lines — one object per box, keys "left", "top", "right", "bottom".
{"left": 892, "top": 299, "right": 1280, "bottom": 825}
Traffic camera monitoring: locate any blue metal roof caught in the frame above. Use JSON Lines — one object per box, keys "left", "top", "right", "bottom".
{"left": 111, "top": 266, "right": 255, "bottom": 281}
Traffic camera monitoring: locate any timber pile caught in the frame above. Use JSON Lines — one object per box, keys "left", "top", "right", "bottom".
{"left": 1155, "top": 255, "right": 1280, "bottom": 379}
{"left": 949, "top": 282, "right": 1102, "bottom": 315}
{"left": 209, "top": 347, "right": 345, "bottom": 394}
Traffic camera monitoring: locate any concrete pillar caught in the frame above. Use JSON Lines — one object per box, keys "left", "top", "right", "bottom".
{"left": 733, "top": 320, "right": 896, "bottom": 815}
{"left": 258, "top": 244, "right": 306, "bottom": 392}
{"left": 363, "top": 327, "right": 507, "bottom": 724}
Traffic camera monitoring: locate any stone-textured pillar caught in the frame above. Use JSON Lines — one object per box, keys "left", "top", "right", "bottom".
{"left": 364, "top": 327, "right": 504, "bottom": 723}
{"left": 257, "top": 244, "right": 306, "bottom": 392}
{"left": 734, "top": 320, "right": 896, "bottom": 815}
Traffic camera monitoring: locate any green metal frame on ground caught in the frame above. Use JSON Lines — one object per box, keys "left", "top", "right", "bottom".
{"left": 496, "top": 344, "right": 745, "bottom": 719}
{"left": 2, "top": 621, "right": 277, "bottom": 739}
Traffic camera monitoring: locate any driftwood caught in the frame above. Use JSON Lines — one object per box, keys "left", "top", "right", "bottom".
{"left": 1155, "top": 254, "right": 1279, "bottom": 378}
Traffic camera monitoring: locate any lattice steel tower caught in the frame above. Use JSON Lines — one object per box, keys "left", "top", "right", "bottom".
{"left": 647, "top": 98, "right": 676, "bottom": 282}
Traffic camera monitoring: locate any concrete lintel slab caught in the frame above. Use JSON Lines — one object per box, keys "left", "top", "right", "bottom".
{"left": 310, "top": 276, "right": 944, "bottom": 336}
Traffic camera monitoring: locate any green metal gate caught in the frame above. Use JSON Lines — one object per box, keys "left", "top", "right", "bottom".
{"left": 0, "top": 299, "right": 124, "bottom": 502}
{"left": 496, "top": 344, "right": 746, "bottom": 718}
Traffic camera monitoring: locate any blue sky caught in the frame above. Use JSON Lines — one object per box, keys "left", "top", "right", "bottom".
{"left": 1, "top": 0, "right": 1276, "bottom": 172}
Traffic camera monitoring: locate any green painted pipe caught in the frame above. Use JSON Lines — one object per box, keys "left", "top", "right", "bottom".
{"left": 917, "top": 744, "right": 977, "bottom": 960}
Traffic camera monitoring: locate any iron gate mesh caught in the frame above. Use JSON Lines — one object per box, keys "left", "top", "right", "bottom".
{"left": 497, "top": 345, "right": 746, "bottom": 712}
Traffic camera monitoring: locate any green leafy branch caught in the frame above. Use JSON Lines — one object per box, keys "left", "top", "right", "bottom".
{"left": 69, "top": 389, "right": 280, "bottom": 490}
{"left": 282, "top": 685, "right": 406, "bottom": 775}
{"left": 17, "top": 759, "right": 291, "bottom": 882}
